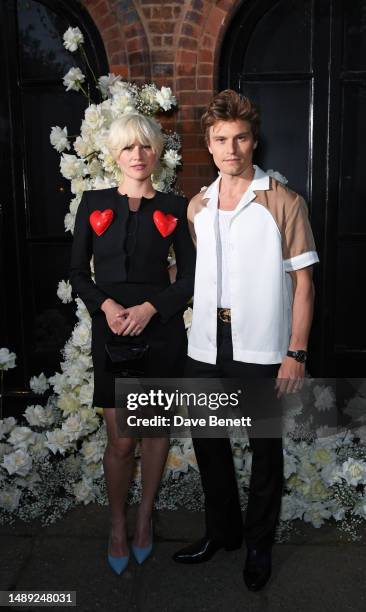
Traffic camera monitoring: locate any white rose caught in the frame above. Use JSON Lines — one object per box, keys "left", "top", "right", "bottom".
{"left": 73, "top": 135, "right": 93, "bottom": 158}
{"left": 156, "top": 86, "right": 176, "bottom": 111}
{"left": 72, "top": 321, "right": 91, "bottom": 349}
{"left": 8, "top": 426, "right": 36, "bottom": 449}
{"left": 62, "top": 413, "right": 85, "bottom": 441}
{"left": 111, "top": 93, "right": 135, "bottom": 116}
{"left": 303, "top": 501, "right": 332, "bottom": 528}
{"left": 29, "top": 372, "right": 49, "bottom": 395}
{"left": 44, "top": 429, "right": 72, "bottom": 455}
{"left": 63, "top": 26, "right": 84, "bottom": 52}
{"left": 28, "top": 433, "right": 49, "bottom": 459}
{"left": 50, "top": 126, "right": 70, "bottom": 152}
{"left": 63, "top": 67, "right": 86, "bottom": 92}
{"left": 64, "top": 212, "right": 75, "bottom": 234}
{"left": 71, "top": 177, "right": 88, "bottom": 195}
{"left": 76, "top": 298, "right": 89, "bottom": 321}
{"left": 57, "top": 279, "right": 73, "bottom": 304}
{"left": 57, "top": 393, "right": 80, "bottom": 414}
{"left": 163, "top": 149, "right": 181, "bottom": 169}
{"left": 48, "top": 372, "right": 67, "bottom": 395}
{"left": 341, "top": 458, "right": 366, "bottom": 486}
{"left": 98, "top": 73, "right": 122, "bottom": 98}
{"left": 0, "top": 416, "right": 16, "bottom": 440}
{"left": 79, "top": 382, "right": 94, "bottom": 406}
{"left": 60, "top": 154, "right": 87, "bottom": 180}
{"left": 24, "top": 405, "right": 54, "bottom": 428}
{"left": 84, "top": 104, "right": 105, "bottom": 131}
{"left": 109, "top": 80, "right": 134, "bottom": 97}
{"left": 0, "top": 486, "right": 22, "bottom": 512}
{"left": 0, "top": 347, "right": 16, "bottom": 371}
{"left": 81, "top": 438, "right": 104, "bottom": 464}
{"left": 2, "top": 448, "right": 32, "bottom": 476}
{"left": 183, "top": 307, "right": 192, "bottom": 330}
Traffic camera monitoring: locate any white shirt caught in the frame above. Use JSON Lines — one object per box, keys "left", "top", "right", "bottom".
{"left": 217, "top": 209, "right": 235, "bottom": 308}
{"left": 187, "top": 165, "right": 319, "bottom": 365}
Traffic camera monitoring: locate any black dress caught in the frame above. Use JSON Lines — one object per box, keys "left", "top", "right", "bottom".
{"left": 69, "top": 188, "right": 196, "bottom": 408}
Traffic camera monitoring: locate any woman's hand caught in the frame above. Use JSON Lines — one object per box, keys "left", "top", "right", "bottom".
{"left": 118, "top": 302, "right": 157, "bottom": 336}
{"left": 101, "top": 298, "right": 127, "bottom": 334}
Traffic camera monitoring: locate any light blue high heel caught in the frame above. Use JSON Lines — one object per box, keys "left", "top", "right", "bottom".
{"left": 131, "top": 520, "right": 153, "bottom": 565}
{"left": 107, "top": 534, "right": 129, "bottom": 575}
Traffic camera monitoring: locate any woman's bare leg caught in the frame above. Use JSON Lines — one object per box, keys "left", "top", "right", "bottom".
{"left": 133, "top": 437, "right": 170, "bottom": 547}
{"left": 103, "top": 408, "right": 137, "bottom": 555}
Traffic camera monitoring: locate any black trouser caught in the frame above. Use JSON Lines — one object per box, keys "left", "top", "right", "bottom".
{"left": 186, "top": 319, "right": 284, "bottom": 551}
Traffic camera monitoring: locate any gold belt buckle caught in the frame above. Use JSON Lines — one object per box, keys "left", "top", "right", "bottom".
{"left": 217, "top": 308, "right": 231, "bottom": 323}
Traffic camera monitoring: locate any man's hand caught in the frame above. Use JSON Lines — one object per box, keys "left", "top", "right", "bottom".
{"left": 101, "top": 298, "right": 127, "bottom": 334}
{"left": 275, "top": 356, "right": 305, "bottom": 397}
{"left": 116, "top": 302, "right": 157, "bottom": 336}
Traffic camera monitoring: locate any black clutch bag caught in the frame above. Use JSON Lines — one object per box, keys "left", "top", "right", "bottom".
{"left": 105, "top": 334, "right": 150, "bottom": 375}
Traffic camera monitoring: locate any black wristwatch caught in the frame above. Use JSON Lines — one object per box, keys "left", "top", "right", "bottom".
{"left": 287, "top": 349, "right": 307, "bottom": 363}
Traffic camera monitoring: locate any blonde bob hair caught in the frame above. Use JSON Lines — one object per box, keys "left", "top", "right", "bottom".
{"left": 107, "top": 113, "right": 165, "bottom": 161}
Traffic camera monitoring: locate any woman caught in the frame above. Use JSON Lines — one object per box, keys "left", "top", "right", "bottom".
{"left": 69, "top": 113, "right": 195, "bottom": 574}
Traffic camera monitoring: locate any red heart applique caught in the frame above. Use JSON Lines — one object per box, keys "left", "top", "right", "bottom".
{"left": 153, "top": 210, "right": 178, "bottom": 237}
{"left": 89, "top": 209, "right": 114, "bottom": 236}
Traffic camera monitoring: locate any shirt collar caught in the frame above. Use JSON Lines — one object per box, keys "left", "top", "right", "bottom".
{"left": 202, "top": 164, "right": 270, "bottom": 209}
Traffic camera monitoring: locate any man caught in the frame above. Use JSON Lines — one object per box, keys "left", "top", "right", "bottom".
{"left": 173, "top": 90, "right": 319, "bottom": 591}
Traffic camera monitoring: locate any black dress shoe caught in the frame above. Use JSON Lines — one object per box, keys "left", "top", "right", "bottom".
{"left": 173, "top": 536, "right": 242, "bottom": 564}
{"left": 243, "top": 546, "right": 272, "bottom": 591}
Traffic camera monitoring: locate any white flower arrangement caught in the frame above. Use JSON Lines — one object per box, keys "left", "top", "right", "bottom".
{"left": 0, "top": 30, "right": 365, "bottom": 540}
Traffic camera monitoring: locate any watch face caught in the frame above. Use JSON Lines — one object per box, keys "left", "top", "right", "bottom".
{"left": 296, "top": 351, "right": 307, "bottom": 363}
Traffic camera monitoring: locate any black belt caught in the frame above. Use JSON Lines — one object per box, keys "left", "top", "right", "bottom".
{"left": 217, "top": 308, "right": 231, "bottom": 323}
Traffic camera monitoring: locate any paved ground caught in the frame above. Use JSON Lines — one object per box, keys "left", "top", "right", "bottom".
{"left": 1, "top": 506, "right": 366, "bottom": 612}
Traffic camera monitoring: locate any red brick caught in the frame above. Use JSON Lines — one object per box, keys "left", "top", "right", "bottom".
{"left": 179, "top": 91, "right": 213, "bottom": 105}
{"left": 177, "top": 63, "right": 197, "bottom": 76}
{"left": 152, "top": 6, "right": 173, "bottom": 19}
{"left": 180, "top": 36, "right": 198, "bottom": 50}
{"left": 107, "top": 39, "right": 123, "bottom": 54}
{"left": 197, "top": 76, "right": 213, "bottom": 90}
{"left": 176, "top": 120, "right": 201, "bottom": 133}
{"left": 142, "top": 7, "right": 151, "bottom": 18}
{"left": 198, "top": 49, "right": 213, "bottom": 62}
{"left": 152, "top": 50, "right": 174, "bottom": 62}
{"left": 90, "top": 0, "right": 109, "bottom": 20}
{"left": 110, "top": 64, "right": 129, "bottom": 78}
{"left": 103, "top": 24, "right": 121, "bottom": 42}
{"left": 186, "top": 10, "right": 204, "bottom": 25}
{"left": 98, "top": 13, "right": 117, "bottom": 32}
{"left": 177, "top": 77, "right": 197, "bottom": 91}
{"left": 149, "top": 21, "right": 175, "bottom": 34}
{"left": 163, "top": 36, "right": 174, "bottom": 46}
{"left": 198, "top": 63, "right": 213, "bottom": 76}
{"left": 183, "top": 149, "right": 213, "bottom": 163}
{"left": 127, "top": 37, "right": 143, "bottom": 52}
{"left": 152, "top": 63, "right": 174, "bottom": 77}
{"left": 205, "top": 7, "right": 226, "bottom": 36}
{"left": 152, "top": 36, "right": 162, "bottom": 46}
{"left": 176, "top": 50, "right": 197, "bottom": 64}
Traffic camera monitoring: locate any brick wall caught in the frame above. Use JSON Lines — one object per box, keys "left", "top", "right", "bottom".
{"left": 81, "top": 0, "right": 242, "bottom": 198}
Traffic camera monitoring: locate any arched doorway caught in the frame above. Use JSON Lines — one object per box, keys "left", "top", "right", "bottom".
{"left": 0, "top": 0, "right": 108, "bottom": 408}
{"left": 220, "top": 0, "right": 366, "bottom": 377}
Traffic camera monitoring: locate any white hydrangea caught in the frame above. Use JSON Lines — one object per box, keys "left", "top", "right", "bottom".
{"left": 63, "top": 67, "right": 86, "bottom": 92}
{"left": 29, "top": 372, "right": 49, "bottom": 395}
{"left": 0, "top": 348, "right": 16, "bottom": 371}
{"left": 63, "top": 26, "right": 84, "bottom": 52}
{"left": 57, "top": 279, "right": 73, "bottom": 304}
{"left": 2, "top": 448, "right": 32, "bottom": 477}
{"left": 156, "top": 86, "right": 176, "bottom": 111}
{"left": 50, "top": 126, "right": 70, "bottom": 153}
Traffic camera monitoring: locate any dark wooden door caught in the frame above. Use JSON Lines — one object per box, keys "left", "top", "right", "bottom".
{"left": 220, "top": 0, "right": 366, "bottom": 377}
{"left": 0, "top": 0, "right": 108, "bottom": 410}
